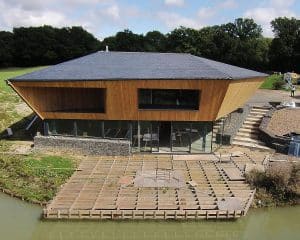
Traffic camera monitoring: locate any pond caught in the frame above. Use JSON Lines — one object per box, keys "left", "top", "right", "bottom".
{"left": 0, "top": 193, "right": 299, "bottom": 240}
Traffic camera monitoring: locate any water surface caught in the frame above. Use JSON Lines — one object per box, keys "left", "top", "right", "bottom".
{"left": 0, "top": 193, "right": 299, "bottom": 240}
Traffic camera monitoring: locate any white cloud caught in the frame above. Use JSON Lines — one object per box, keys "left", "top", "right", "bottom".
{"left": 164, "top": 0, "right": 185, "bottom": 7}
{"left": 157, "top": 12, "right": 201, "bottom": 29}
{"left": 244, "top": 1, "right": 297, "bottom": 37}
{"left": 0, "top": 0, "right": 130, "bottom": 38}
{"left": 0, "top": 4, "right": 68, "bottom": 28}
{"left": 270, "top": 0, "right": 295, "bottom": 8}
{"left": 219, "top": 0, "right": 238, "bottom": 9}
{"left": 197, "top": 7, "right": 216, "bottom": 20}
{"left": 105, "top": 4, "right": 120, "bottom": 20}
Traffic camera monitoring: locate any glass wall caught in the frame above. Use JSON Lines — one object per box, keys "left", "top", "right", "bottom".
{"left": 171, "top": 122, "right": 191, "bottom": 152}
{"left": 104, "top": 121, "right": 131, "bottom": 139}
{"left": 76, "top": 120, "right": 103, "bottom": 138}
{"left": 46, "top": 120, "right": 130, "bottom": 140}
{"left": 45, "top": 120, "right": 214, "bottom": 153}
{"left": 47, "top": 120, "right": 75, "bottom": 136}
{"left": 190, "top": 122, "right": 213, "bottom": 153}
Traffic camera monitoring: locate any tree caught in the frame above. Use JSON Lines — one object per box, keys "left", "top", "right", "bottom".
{"left": 13, "top": 25, "right": 101, "bottom": 66}
{"left": 166, "top": 27, "right": 200, "bottom": 55}
{"left": 144, "top": 31, "right": 167, "bottom": 52}
{"left": 113, "top": 29, "right": 145, "bottom": 51}
{"left": 0, "top": 31, "right": 14, "bottom": 67}
{"left": 222, "top": 18, "right": 262, "bottom": 40}
{"left": 269, "top": 17, "right": 300, "bottom": 72}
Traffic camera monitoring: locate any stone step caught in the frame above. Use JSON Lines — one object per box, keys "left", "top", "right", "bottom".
{"left": 251, "top": 107, "right": 271, "bottom": 111}
{"left": 249, "top": 111, "right": 267, "bottom": 116}
{"left": 234, "top": 136, "right": 263, "bottom": 144}
{"left": 236, "top": 132, "right": 259, "bottom": 139}
{"left": 239, "top": 128, "right": 259, "bottom": 134}
{"left": 242, "top": 123, "right": 260, "bottom": 129}
{"left": 246, "top": 116, "right": 263, "bottom": 121}
{"left": 240, "top": 126, "right": 259, "bottom": 131}
{"left": 244, "top": 120, "right": 261, "bottom": 124}
{"left": 232, "top": 141, "right": 270, "bottom": 150}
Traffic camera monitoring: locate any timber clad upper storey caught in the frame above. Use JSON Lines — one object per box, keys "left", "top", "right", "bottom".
{"left": 8, "top": 51, "right": 267, "bottom": 122}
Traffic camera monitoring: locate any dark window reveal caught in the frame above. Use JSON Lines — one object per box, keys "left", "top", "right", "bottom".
{"left": 138, "top": 89, "right": 200, "bottom": 110}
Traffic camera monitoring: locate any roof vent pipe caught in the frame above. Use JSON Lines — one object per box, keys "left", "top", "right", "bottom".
{"left": 105, "top": 45, "right": 109, "bottom": 52}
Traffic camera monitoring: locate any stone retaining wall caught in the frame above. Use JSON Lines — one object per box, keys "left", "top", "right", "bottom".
{"left": 34, "top": 135, "right": 131, "bottom": 156}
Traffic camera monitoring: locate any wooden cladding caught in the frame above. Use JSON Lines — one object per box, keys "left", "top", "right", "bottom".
{"left": 216, "top": 78, "right": 264, "bottom": 119}
{"left": 10, "top": 78, "right": 265, "bottom": 121}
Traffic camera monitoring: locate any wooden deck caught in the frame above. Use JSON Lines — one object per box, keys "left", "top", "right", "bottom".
{"left": 44, "top": 152, "right": 262, "bottom": 220}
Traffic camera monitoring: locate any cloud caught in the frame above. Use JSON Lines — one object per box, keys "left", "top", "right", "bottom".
{"left": 244, "top": 0, "right": 297, "bottom": 37}
{"left": 158, "top": 0, "right": 238, "bottom": 31}
{"left": 105, "top": 4, "right": 120, "bottom": 20}
{"left": 219, "top": 0, "right": 238, "bottom": 9}
{"left": 157, "top": 12, "right": 201, "bottom": 29}
{"left": 271, "top": 0, "right": 295, "bottom": 7}
{"left": 164, "top": 0, "right": 185, "bottom": 7}
{"left": 197, "top": 7, "right": 216, "bottom": 20}
{"left": 0, "top": 2, "right": 68, "bottom": 28}
{"left": 0, "top": 0, "right": 129, "bottom": 38}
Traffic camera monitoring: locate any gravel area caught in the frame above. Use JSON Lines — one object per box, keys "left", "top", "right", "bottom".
{"left": 267, "top": 108, "right": 300, "bottom": 136}
{"left": 223, "top": 105, "right": 251, "bottom": 138}
{"left": 247, "top": 89, "right": 300, "bottom": 106}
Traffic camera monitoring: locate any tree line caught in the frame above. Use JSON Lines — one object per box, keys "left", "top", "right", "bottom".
{"left": 0, "top": 17, "right": 299, "bottom": 72}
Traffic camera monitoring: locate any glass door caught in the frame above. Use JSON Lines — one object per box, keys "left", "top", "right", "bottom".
{"left": 159, "top": 121, "right": 171, "bottom": 152}
{"left": 171, "top": 122, "right": 191, "bottom": 153}
{"left": 190, "top": 122, "right": 213, "bottom": 153}
{"left": 151, "top": 122, "right": 159, "bottom": 152}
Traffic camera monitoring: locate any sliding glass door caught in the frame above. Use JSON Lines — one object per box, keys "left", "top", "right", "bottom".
{"left": 171, "top": 122, "right": 191, "bottom": 152}
{"left": 130, "top": 121, "right": 213, "bottom": 153}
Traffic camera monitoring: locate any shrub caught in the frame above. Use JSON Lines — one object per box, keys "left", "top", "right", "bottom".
{"left": 272, "top": 80, "right": 285, "bottom": 90}
{"left": 246, "top": 163, "right": 300, "bottom": 205}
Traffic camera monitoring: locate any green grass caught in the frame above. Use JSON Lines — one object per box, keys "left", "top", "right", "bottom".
{"left": 0, "top": 67, "right": 45, "bottom": 93}
{"left": 0, "top": 66, "right": 75, "bottom": 203}
{"left": 0, "top": 67, "right": 45, "bottom": 133}
{"left": 260, "top": 74, "right": 284, "bottom": 89}
{"left": 0, "top": 153, "right": 75, "bottom": 202}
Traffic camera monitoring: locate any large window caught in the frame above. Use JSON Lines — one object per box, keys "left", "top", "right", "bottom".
{"left": 138, "top": 89, "right": 200, "bottom": 110}
{"left": 35, "top": 87, "right": 105, "bottom": 113}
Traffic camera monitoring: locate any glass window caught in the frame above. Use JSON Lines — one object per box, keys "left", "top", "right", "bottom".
{"left": 76, "top": 120, "right": 103, "bottom": 138}
{"left": 171, "top": 122, "right": 191, "bottom": 152}
{"left": 47, "top": 120, "right": 75, "bottom": 136}
{"left": 190, "top": 122, "right": 213, "bottom": 153}
{"left": 138, "top": 89, "right": 200, "bottom": 110}
{"left": 104, "top": 121, "right": 131, "bottom": 139}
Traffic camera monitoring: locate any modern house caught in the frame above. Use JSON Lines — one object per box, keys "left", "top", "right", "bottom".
{"left": 8, "top": 51, "right": 267, "bottom": 154}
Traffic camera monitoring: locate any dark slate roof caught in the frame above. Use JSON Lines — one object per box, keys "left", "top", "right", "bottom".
{"left": 10, "top": 51, "right": 267, "bottom": 81}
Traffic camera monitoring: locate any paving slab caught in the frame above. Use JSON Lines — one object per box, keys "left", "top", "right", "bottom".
{"left": 44, "top": 153, "right": 258, "bottom": 220}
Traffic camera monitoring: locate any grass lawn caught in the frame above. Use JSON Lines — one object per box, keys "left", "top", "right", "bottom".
{"left": 260, "top": 74, "right": 284, "bottom": 89}
{"left": 0, "top": 153, "right": 74, "bottom": 202}
{"left": 0, "top": 66, "right": 77, "bottom": 203}
{"left": 0, "top": 67, "right": 45, "bottom": 93}
{"left": 0, "top": 67, "right": 45, "bottom": 132}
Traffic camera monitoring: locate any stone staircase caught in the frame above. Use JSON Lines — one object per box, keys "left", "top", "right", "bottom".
{"left": 232, "top": 106, "right": 271, "bottom": 150}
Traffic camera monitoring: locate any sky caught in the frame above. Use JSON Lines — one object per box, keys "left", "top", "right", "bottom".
{"left": 0, "top": 0, "right": 299, "bottom": 39}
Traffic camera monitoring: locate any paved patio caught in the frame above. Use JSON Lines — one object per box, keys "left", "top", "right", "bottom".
{"left": 44, "top": 149, "right": 268, "bottom": 220}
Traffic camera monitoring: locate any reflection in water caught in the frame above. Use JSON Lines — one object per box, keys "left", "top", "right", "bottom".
{"left": 0, "top": 193, "right": 299, "bottom": 240}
